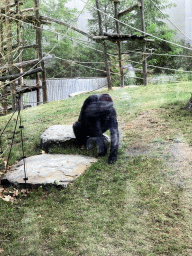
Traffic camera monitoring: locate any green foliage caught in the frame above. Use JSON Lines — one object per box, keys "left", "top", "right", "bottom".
{"left": 86, "top": 0, "right": 192, "bottom": 84}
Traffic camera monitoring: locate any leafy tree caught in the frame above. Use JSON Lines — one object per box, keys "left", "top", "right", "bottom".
{"left": 86, "top": 0, "right": 190, "bottom": 84}
{"left": 19, "top": 0, "right": 78, "bottom": 77}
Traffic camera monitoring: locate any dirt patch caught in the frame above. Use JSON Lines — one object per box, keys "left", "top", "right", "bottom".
{"left": 123, "top": 110, "right": 192, "bottom": 188}
{"left": 123, "top": 109, "right": 192, "bottom": 251}
{"left": 123, "top": 109, "right": 174, "bottom": 143}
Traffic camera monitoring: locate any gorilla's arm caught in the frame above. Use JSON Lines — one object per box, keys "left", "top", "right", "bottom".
{"left": 78, "top": 95, "right": 98, "bottom": 123}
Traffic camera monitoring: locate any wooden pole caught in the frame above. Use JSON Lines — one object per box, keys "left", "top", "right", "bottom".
{"left": 34, "top": 0, "right": 47, "bottom": 103}
{"left": 118, "top": 2, "right": 142, "bottom": 18}
{"left": 0, "top": 67, "right": 42, "bottom": 81}
{"left": 140, "top": 0, "right": 148, "bottom": 86}
{"left": 0, "top": 6, "right": 7, "bottom": 115}
{"left": 114, "top": 2, "right": 124, "bottom": 87}
{"left": 5, "top": 0, "right": 16, "bottom": 111}
{"left": 16, "top": 0, "right": 24, "bottom": 110}
{"left": 95, "top": 0, "right": 112, "bottom": 90}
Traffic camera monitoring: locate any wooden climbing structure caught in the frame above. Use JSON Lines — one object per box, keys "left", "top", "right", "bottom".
{"left": 0, "top": 0, "right": 47, "bottom": 115}
{"left": 94, "top": 0, "right": 152, "bottom": 87}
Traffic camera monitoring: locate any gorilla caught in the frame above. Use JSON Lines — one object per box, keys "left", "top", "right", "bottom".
{"left": 73, "top": 94, "right": 119, "bottom": 164}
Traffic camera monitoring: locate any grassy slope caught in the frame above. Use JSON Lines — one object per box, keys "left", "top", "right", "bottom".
{"left": 0, "top": 82, "right": 192, "bottom": 255}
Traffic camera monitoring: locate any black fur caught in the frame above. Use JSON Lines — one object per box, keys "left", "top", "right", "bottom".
{"left": 73, "top": 94, "right": 119, "bottom": 164}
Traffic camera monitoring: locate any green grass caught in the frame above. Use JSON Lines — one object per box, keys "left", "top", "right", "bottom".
{"left": 0, "top": 81, "right": 192, "bottom": 255}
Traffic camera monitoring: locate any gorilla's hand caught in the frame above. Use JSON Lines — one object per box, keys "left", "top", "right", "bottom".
{"left": 86, "top": 136, "right": 108, "bottom": 157}
{"left": 108, "top": 152, "right": 117, "bottom": 164}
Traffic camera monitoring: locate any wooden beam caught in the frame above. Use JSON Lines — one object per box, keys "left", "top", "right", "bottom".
{"left": 0, "top": 2, "right": 23, "bottom": 13}
{"left": 41, "top": 15, "right": 94, "bottom": 39}
{"left": 4, "top": 42, "right": 23, "bottom": 51}
{"left": 118, "top": 2, "right": 141, "bottom": 18}
{"left": 134, "top": 68, "right": 153, "bottom": 74}
{"left": 20, "top": 8, "right": 34, "bottom": 13}
{"left": 12, "top": 85, "right": 42, "bottom": 94}
{"left": 13, "top": 14, "right": 50, "bottom": 24}
{"left": 0, "top": 59, "right": 39, "bottom": 71}
{"left": 18, "top": 43, "right": 38, "bottom": 50}
{"left": 110, "top": 0, "right": 121, "bottom": 2}
{"left": 93, "top": 34, "right": 146, "bottom": 41}
{"left": 1, "top": 13, "right": 50, "bottom": 25}
{"left": 4, "top": 43, "right": 38, "bottom": 51}
{"left": 0, "top": 67, "right": 42, "bottom": 82}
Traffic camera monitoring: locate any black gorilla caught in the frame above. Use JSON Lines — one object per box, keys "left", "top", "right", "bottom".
{"left": 73, "top": 94, "right": 119, "bottom": 164}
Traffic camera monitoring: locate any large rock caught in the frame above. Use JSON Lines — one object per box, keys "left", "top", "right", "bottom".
{"left": 40, "top": 125, "right": 110, "bottom": 152}
{"left": 40, "top": 125, "right": 77, "bottom": 151}
{"left": 3, "top": 154, "right": 97, "bottom": 187}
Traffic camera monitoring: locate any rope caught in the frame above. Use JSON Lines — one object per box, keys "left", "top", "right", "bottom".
{"left": 0, "top": 109, "right": 17, "bottom": 154}
{"left": 18, "top": 96, "right": 27, "bottom": 182}
{"left": 1, "top": 94, "right": 28, "bottom": 182}
{"left": 130, "top": 59, "right": 192, "bottom": 73}
{"left": 0, "top": 0, "right": 90, "bottom": 89}
{"left": 6, "top": 107, "right": 20, "bottom": 173}
{"left": 79, "top": 0, "right": 192, "bottom": 52}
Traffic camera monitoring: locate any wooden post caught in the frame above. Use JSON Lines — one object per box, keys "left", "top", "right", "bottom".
{"left": 16, "top": 0, "right": 24, "bottom": 110}
{"left": 114, "top": 2, "right": 124, "bottom": 87}
{"left": 34, "top": 0, "right": 47, "bottom": 103}
{"left": 5, "top": 0, "right": 16, "bottom": 110}
{"left": 95, "top": 0, "right": 112, "bottom": 90}
{"left": 0, "top": 6, "right": 7, "bottom": 115}
{"left": 140, "top": 0, "right": 148, "bottom": 86}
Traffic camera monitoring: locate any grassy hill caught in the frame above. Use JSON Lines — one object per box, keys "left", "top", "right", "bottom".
{"left": 0, "top": 82, "right": 192, "bottom": 255}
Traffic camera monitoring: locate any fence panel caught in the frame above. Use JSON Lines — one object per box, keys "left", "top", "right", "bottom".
{"left": 24, "top": 77, "right": 107, "bottom": 107}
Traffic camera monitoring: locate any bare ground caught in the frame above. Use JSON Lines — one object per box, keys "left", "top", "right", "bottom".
{"left": 122, "top": 109, "right": 192, "bottom": 252}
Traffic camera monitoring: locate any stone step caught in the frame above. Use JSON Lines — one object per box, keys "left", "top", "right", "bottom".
{"left": 2, "top": 154, "right": 97, "bottom": 187}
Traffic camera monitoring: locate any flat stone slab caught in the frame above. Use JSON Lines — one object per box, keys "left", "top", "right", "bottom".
{"left": 41, "top": 125, "right": 76, "bottom": 144}
{"left": 40, "top": 125, "right": 77, "bottom": 151}
{"left": 40, "top": 125, "right": 110, "bottom": 152}
{"left": 3, "top": 154, "right": 97, "bottom": 187}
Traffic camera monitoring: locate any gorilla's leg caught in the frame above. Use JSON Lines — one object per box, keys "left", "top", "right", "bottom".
{"left": 73, "top": 121, "right": 87, "bottom": 146}
{"left": 108, "top": 110, "right": 119, "bottom": 164}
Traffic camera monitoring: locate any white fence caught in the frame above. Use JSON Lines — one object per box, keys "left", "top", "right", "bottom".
{"left": 24, "top": 77, "right": 107, "bottom": 107}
